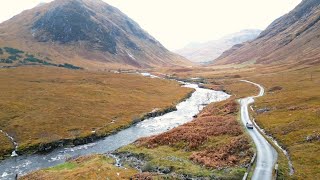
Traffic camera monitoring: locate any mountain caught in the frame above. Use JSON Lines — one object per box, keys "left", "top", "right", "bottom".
{"left": 0, "top": 0, "right": 190, "bottom": 69}
{"left": 214, "top": 0, "right": 320, "bottom": 65}
{"left": 175, "top": 29, "right": 261, "bottom": 63}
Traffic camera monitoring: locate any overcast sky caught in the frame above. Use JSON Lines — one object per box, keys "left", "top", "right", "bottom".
{"left": 0, "top": 0, "right": 302, "bottom": 50}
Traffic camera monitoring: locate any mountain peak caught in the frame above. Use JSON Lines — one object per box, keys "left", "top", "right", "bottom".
{"left": 0, "top": 0, "right": 189, "bottom": 68}
{"left": 32, "top": 0, "right": 119, "bottom": 54}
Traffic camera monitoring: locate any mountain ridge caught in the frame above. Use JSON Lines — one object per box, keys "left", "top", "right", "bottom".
{"left": 214, "top": 0, "right": 320, "bottom": 66}
{"left": 0, "top": 0, "right": 190, "bottom": 69}
{"left": 175, "top": 29, "right": 261, "bottom": 63}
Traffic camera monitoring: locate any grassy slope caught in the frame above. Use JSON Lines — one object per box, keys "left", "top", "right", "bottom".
{"left": 0, "top": 134, "right": 13, "bottom": 159}
{"left": 249, "top": 66, "right": 320, "bottom": 179}
{"left": 0, "top": 47, "right": 82, "bottom": 69}
{"left": 0, "top": 66, "right": 192, "bottom": 157}
{"left": 167, "top": 64, "right": 320, "bottom": 179}
{"left": 20, "top": 155, "right": 138, "bottom": 180}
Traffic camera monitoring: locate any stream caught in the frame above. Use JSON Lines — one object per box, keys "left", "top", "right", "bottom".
{"left": 0, "top": 83, "right": 230, "bottom": 179}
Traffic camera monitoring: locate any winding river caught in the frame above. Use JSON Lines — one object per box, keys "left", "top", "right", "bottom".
{"left": 0, "top": 83, "right": 230, "bottom": 179}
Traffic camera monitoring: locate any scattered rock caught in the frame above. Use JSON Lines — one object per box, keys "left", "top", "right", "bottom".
{"left": 111, "top": 152, "right": 147, "bottom": 171}
{"left": 305, "top": 133, "right": 320, "bottom": 142}
{"left": 131, "top": 172, "right": 158, "bottom": 180}
{"left": 268, "top": 86, "right": 283, "bottom": 92}
{"left": 256, "top": 107, "right": 270, "bottom": 114}
{"left": 287, "top": 106, "right": 304, "bottom": 111}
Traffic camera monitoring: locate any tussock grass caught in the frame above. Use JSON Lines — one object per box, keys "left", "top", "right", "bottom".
{"left": 21, "top": 155, "right": 138, "bottom": 180}
{"left": 0, "top": 134, "right": 13, "bottom": 159}
{"left": 249, "top": 67, "right": 320, "bottom": 179}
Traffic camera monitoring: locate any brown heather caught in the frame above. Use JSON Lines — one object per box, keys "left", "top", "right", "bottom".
{"left": 136, "top": 99, "right": 253, "bottom": 168}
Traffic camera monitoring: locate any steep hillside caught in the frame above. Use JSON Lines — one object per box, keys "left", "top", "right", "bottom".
{"left": 0, "top": 0, "right": 190, "bottom": 69}
{"left": 175, "top": 30, "right": 261, "bottom": 63}
{"left": 214, "top": 0, "right": 320, "bottom": 65}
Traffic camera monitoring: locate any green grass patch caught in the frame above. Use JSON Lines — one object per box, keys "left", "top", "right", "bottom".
{"left": 119, "top": 145, "right": 213, "bottom": 177}
{"left": 21, "top": 155, "right": 138, "bottom": 179}
{"left": 49, "top": 162, "right": 77, "bottom": 171}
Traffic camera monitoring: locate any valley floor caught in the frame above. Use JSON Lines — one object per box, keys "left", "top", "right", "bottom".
{"left": 6, "top": 63, "right": 320, "bottom": 180}
{"left": 0, "top": 66, "right": 193, "bottom": 158}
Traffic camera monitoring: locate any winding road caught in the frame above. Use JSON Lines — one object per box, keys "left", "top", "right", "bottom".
{"left": 239, "top": 80, "right": 278, "bottom": 180}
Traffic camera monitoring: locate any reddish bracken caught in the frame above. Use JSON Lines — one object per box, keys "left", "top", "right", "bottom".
{"left": 131, "top": 172, "right": 158, "bottom": 180}
{"left": 135, "top": 99, "right": 253, "bottom": 168}
{"left": 137, "top": 116, "right": 242, "bottom": 150}
{"left": 190, "top": 135, "right": 253, "bottom": 168}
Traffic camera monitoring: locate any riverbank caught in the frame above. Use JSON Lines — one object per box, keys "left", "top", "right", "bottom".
{"left": 1, "top": 78, "right": 229, "bottom": 179}
{"left": 0, "top": 133, "right": 13, "bottom": 160}
{"left": 0, "top": 66, "right": 193, "bottom": 159}
{"left": 12, "top": 89, "right": 195, "bottom": 158}
{"left": 114, "top": 98, "right": 253, "bottom": 179}
{"left": 21, "top": 97, "right": 255, "bottom": 179}
{"left": 21, "top": 154, "right": 139, "bottom": 180}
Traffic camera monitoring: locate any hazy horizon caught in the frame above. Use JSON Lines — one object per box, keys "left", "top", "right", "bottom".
{"left": 0, "top": 0, "right": 302, "bottom": 50}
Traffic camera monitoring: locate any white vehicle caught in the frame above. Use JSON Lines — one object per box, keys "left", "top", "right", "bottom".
{"left": 246, "top": 122, "right": 254, "bottom": 129}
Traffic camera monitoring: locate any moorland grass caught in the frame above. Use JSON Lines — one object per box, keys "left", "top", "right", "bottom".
{"left": 21, "top": 155, "right": 138, "bottom": 180}
{"left": 0, "top": 134, "right": 13, "bottom": 159}
{"left": 168, "top": 64, "right": 320, "bottom": 179}
{"left": 249, "top": 67, "right": 320, "bottom": 179}
{"left": 21, "top": 99, "right": 252, "bottom": 179}
{"left": 0, "top": 66, "right": 193, "bottom": 157}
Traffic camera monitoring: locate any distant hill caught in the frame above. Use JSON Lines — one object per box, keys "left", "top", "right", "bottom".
{"left": 0, "top": 0, "right": 190, "bottom": 69}
{"left": 214, "top": 0, "right": 320, "bottom": 66}
{"left": 175, "top": 29, "right": 261, "bottom": 63}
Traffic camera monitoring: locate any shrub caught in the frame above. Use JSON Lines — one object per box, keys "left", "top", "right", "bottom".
{"left": 3, "top": 47, "right": 24, "bottom": 55}
{"left": 23, "top": 57, "right": 44, "bottom": 63}
{"left": 58, "top": 63, "right": 83, "bottom": 70}
{"left": 0, "top": 48, "right": 3, "bottom": 55}
{"left": 141, "top": 162, "right": 154, "bottom": 172}
{"left": 26, "top": 54, "right": 34, "bottom": 58}
{"left": 268, "top": 86, "right": 283, "bottom": 92}
{"left": 8, "top": 55, "right": 21, "bottom": 61}
{"left": 23, "top": 57, "right": 58, "bottom": 67}
{"left": 42, "top": 61, "right": 57, "bottom": 66}
{"left": 0, "top": 59, "right": 13, "bottom": 63}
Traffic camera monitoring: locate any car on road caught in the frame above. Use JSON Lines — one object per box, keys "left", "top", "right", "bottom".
{"left": 246, "top": 122, "right": 254, "bottom": 129}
